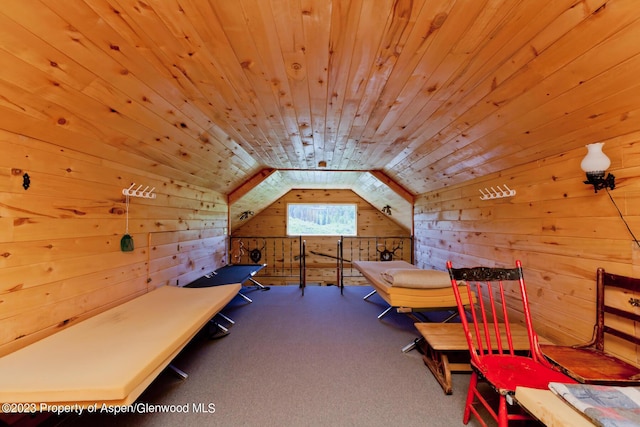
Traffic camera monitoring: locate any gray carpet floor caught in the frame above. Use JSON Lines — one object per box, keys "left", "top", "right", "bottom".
{"left": 52, "top": 285, "right": 522, "bottom": 427}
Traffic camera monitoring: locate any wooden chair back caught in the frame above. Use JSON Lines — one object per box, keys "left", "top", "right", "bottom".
{"left": 594, "top": 267, "right": 640, "bottom": 356}
{"left": 446, "top": 260, "right": 545, "bottom": 366}
{"left": 541, "top": 268, "right": 640, "bottom": 384}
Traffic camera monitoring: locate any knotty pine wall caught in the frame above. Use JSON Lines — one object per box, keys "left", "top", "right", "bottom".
{"left": 414, "top": 133, "right": 640, "bottom": 363}
{"left": 232, "top": 189, "right": 411, "bottom": 285}
{"left": 0, "top": 132, "right": 228, "bottom": 356}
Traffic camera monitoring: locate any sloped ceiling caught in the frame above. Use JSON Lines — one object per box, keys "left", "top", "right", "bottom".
{"left": 229, "top": 170, "right": 413, "bottom": 231}
{"left": 1, "top": 1, "right": 639, "bottom": 222}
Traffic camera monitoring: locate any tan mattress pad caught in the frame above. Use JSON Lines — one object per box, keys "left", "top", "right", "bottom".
{"left": 0, "top": 284, "right": 240, "bottom": 406}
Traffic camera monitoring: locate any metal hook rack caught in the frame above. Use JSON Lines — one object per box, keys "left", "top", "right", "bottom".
{"left": 479, "top": 185, "right": 516, "bottom": 200}
{"left": 122, "top": 183, "right": 157, "bottom": 199}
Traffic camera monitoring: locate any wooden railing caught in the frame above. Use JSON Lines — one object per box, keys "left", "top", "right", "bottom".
{"left": 338, "top": 236, "right": 413, "bottom": 288}
{"left": 229, "top": 236, "right": 304, "bottom": 285}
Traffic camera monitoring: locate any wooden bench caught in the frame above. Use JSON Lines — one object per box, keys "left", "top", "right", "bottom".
{"left": 541, "top": 267, "right": 640, "bottom": 384}
{"left": 415, "top": 322, "right": 551, "bottom": 394}
{"left": 0, "top": 284, "right": 240, "bottom": 407}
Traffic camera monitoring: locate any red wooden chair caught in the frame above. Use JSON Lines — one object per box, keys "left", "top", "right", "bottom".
{"left": 446, "top": 260, "right": 576, "bottom": 427}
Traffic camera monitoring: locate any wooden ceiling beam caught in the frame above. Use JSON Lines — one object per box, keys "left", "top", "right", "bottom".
{"left": 368, "top": 170, "right": 415, "bottom": 204}
{"left": 228, "top": 168, "right": 277, "bottom": 205}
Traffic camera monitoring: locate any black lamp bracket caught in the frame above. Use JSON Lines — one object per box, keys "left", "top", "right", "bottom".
{"left": 584, "top": 171, "right": 615, "bottom": 193}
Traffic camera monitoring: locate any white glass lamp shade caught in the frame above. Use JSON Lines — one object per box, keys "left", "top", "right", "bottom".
{"left": 580, "top": 142, "right": 610, "bottom": 173}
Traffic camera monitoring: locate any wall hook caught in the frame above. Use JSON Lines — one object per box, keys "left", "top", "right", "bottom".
{"left": 479, "top": 184, "right": 516, "bottom": 200}
{"left": 122, "top": 183, "right": 156, "bottom": 199}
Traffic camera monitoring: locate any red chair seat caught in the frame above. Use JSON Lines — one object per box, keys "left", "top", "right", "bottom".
{"left": 476, "top": 355, "right": 576, "bottom": 393}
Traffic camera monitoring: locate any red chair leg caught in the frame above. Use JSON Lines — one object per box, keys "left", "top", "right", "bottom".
{"left": 498, "top": 395, "right": 508, "bottom": 427}
{"left": 463, "top": 371, "right": 478, "bottom": 424}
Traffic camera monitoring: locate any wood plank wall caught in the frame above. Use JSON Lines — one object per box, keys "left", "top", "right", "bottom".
{"left": 0, "top": 132, "right": 227, "bottom": 356}
{"left": 414, "top": 133, "right": 640, "bottom": 364}
{"left": 232, "top": 189, "right": 411, "bottom": 285}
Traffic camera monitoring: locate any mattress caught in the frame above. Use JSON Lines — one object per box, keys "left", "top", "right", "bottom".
{"left": 0, "top": 284, "right": 241, "bottom": 406}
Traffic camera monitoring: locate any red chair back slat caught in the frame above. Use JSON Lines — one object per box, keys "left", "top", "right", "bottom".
{"left": 448, "top": 262, "right": 527, "bottom": 361}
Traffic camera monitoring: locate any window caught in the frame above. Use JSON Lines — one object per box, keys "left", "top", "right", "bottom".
{"left": 287, "top": 203, "right": 357, "bottom": 236}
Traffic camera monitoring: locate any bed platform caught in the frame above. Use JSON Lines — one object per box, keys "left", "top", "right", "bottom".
{"left": 352, "top": 260, "right": 472, "bottom": 319}
{"left": 0, "top": 284, "right": 240, "bottom": 407}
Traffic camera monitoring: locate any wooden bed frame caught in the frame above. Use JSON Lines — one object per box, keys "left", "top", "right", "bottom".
{"left": 0, "top": 284, "right": 240, "bottom": 407}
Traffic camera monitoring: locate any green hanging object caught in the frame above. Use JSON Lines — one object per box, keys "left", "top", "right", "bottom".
{"left": 121, "top": 192, "right": 134, "bottom": 252}
{"left": 121, "top": 234, "right": 134, "bottom": 252}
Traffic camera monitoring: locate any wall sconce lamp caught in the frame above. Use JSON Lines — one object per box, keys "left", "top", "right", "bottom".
{"left": 382, "top": 205, "right": 392, "bottom": 215}
{"left": 580, "top": 142, "right": 615, "bottom": 193}
{"left": 580, "top": 143, "right": 640, "bottom": 248}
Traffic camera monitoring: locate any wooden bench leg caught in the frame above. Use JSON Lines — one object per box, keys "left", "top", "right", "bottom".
{"left": 419, "top": 340, "right": 473, "bottom": 395}
{"left": 421, "top": 341, "right": 453, "bottom": 395}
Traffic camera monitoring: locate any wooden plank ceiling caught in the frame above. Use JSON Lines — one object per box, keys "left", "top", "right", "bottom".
{"left": 1, "top": 0, "right": 639, "bottom": 230}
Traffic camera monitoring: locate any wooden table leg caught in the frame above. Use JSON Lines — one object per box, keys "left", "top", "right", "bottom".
{"left": 421, "top": 341, "right": 453, "bottom": 395}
